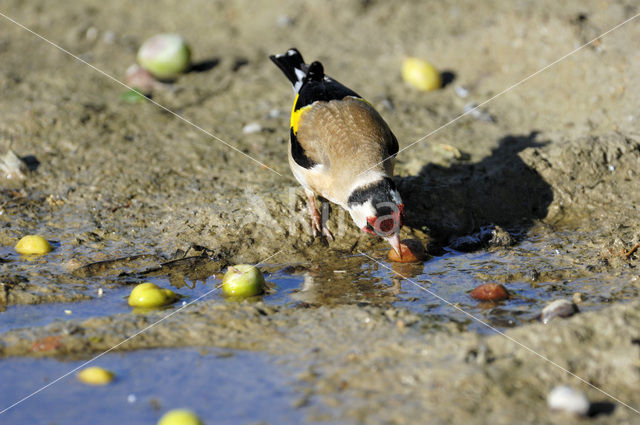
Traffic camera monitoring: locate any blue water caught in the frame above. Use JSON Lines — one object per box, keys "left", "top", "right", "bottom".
{"left": 1, "top": 230, "right": 623, "bottom": 336}
{"left": 0, "top": 348, "right": 318, "bottom": 425}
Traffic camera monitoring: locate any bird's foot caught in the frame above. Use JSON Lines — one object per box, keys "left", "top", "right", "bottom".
{"left": 306, "top": 190, "right": 334, "bottom": 241}
{"left": 308, "top": 203, "right": 334, "bottom": 241}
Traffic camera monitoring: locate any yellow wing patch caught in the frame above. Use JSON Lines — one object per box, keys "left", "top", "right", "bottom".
{"left": 290, "top": 94, "right": 372, "bottom": 134}
{"left": 290, "top": 93, "right": 313, "bottom": 134}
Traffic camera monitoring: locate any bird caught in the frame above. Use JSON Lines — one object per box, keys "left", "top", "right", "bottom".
{"left": 269, "top": 48, "right": 404, "bottom": 256}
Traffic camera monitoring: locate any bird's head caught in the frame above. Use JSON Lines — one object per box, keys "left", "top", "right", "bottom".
{"left": 346, "top": 177, "right": 404, "bottom": 257}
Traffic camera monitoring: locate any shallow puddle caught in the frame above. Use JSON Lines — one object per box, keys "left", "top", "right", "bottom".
{"left": 2, "top": 227, "right": 635, "bottom": 336}
{"left": 0, "top": 348, "right": 320, "bottom": 425}
{"left": 1, "top": 225, "right": 637, "bottom": 424}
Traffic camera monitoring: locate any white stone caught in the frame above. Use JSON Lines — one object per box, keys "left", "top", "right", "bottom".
{"left": 547, "top": 385, "right": 590, "bottom": 416}
{"left": 541, "top": 299, "right": 578, "bottom": 324}
{"left": 242, "top": 122, "right": 262, "bottom": 134}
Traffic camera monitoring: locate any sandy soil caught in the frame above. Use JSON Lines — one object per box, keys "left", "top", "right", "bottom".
{"left": 1, "top": 0, "right": 639, "bottom": 423}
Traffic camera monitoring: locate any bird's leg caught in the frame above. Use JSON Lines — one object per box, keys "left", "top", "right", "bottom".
{"left": 305, "top": 189, "right": 322, "bottom": 238}
{"left": 305, "top": 189, "right": 334, "bottom": 240}
{"left": 319, "top": 199, "right": 334, "bottom": 241}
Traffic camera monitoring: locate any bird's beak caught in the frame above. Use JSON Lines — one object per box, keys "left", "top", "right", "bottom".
{"left": 385, "top": 233, "right": 402, "bottom": 259}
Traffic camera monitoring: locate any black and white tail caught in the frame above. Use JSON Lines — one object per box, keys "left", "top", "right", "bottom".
{"left": 269, "top": 48, "right": 308, "bottom": 92}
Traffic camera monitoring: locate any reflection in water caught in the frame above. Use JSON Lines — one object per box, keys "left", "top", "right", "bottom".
{"left": 2, "top": 227, "right": 632, "bottom": 336}
{"left": 262, "top": 227, "right": 632, "bottom": 334}
{"left": 284, "top": 256, "right": 400, "bottom": 307}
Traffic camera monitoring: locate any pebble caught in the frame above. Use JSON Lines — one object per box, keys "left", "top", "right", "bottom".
{"left": 85, "top": 27, "right": 98, "bottom": 42}
{"left": 540, "top": 299, "right": 579, "bottom": 324}
{"left": 488, "top": 226, "right": 515, "bottom": 247}
{"left": 433, "top": 143, "right": 463, "bottom": 159}
{"left": 547, "top": 385, "right": 590, "bottom": 416}
{"left": 242, "top": 122, "right": 262, "bottom": 134}
{"left": 454, "top": 85, "right": 470, "bottom": 98}
{"left": 463, "top": 102, "right": 496, "bottom": 122}
{"left": 102, "top": 31, "right": 116, "bottom": 44}
{"left": 1, "top": 147, "right": 29, "bottom": 180}
{"left": 268, "top": 108, "right": 281, "bottom": 119}
{"left": 276, "top": 15, "right": 295, "bottom": 27}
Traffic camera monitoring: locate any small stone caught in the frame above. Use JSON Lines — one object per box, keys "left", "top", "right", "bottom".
{"left": 85, "top": 27, "right": 98, "bottom": 41}
{"left": 433, "top": 143, "right": 463, "bottom": 159}
{"left": 0, "top": 147, "right": 29, "bottom": 180}
{"left": 102, "top": 31, "right": 116, "bottom": 44}
{"left": 454, "top": 85, "right": 470, "bottom": 98}
{"left": 541, "top": 299, "right": 579, "bottom": 324}
{"left": 276, "top": 15, "right": 295, "bottom": 27}
{"left": 489, "top": 226, "right": 515, "bottom": 247}
{"left": 242, "top": 122, "right": 262, "bottom": 134}
{"left": 463, "top": 102, "right": 496, "bottom": 122}
{"left": 547, "top": 385, "right": 590, "bottom": 416}
{"left": 268, "top": 108, "right": 281, "bottom": 119}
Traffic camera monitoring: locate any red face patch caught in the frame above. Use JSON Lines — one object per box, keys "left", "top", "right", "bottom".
{"left": 362, "top": 204, "right": 405, "bottom": 236}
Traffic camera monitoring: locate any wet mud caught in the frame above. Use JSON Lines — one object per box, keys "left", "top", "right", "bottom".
{"left": 1, "top": 0, "right": 640, "bottom": 423}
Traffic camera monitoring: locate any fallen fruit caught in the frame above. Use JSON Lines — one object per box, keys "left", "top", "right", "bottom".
{"left": 124, "top": 64, "right": 157, "bottom": 94}
{"left": 222, "top": 265, "right": 265, "bottom": 297}
{"left": 158, "top": 409, "right": 204, "bottom": 425}
{"left": 402, "top": 57, "right": 442, "bottom": 91}
{"left": 388, "top": 239, "right": 426, "bottom": 263}
{"left": 77, "top": 366, "right": 114, "bottom": 385}
{"left": 15, "top": 235, "right": 53, "bottom": 255}
{"left": 30, "top": 335, "right": 62, "bottom": 352}
{"left": 470, "top": 283, "right": 509, "bottom": 301}
{"left": 128, "top": 282, "right": 177, "bottom": 307}
{"left": 137, "top": 34, "right": 191, "bottom": 79}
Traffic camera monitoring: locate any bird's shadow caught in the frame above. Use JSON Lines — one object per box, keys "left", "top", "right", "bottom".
{"left": 441, "top": 70, "right": 456, "bottom": 88}
{"left": 188, "top": 58, "right": 221, "bottom": 73}
{"left": 398, "top": 131, "right": 553, "bottom": 245}
{"left": 587, "top": 401, "right": 616, "bottom": 417}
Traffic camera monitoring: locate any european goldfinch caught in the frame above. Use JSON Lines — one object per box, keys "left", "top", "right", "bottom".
{"left": 270, "top": 48, "right": 404, "bottom": 256}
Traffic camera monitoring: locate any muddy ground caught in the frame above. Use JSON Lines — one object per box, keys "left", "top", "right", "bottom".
{"left": 1, "top": 0, "right": 639, "bottom": 424}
